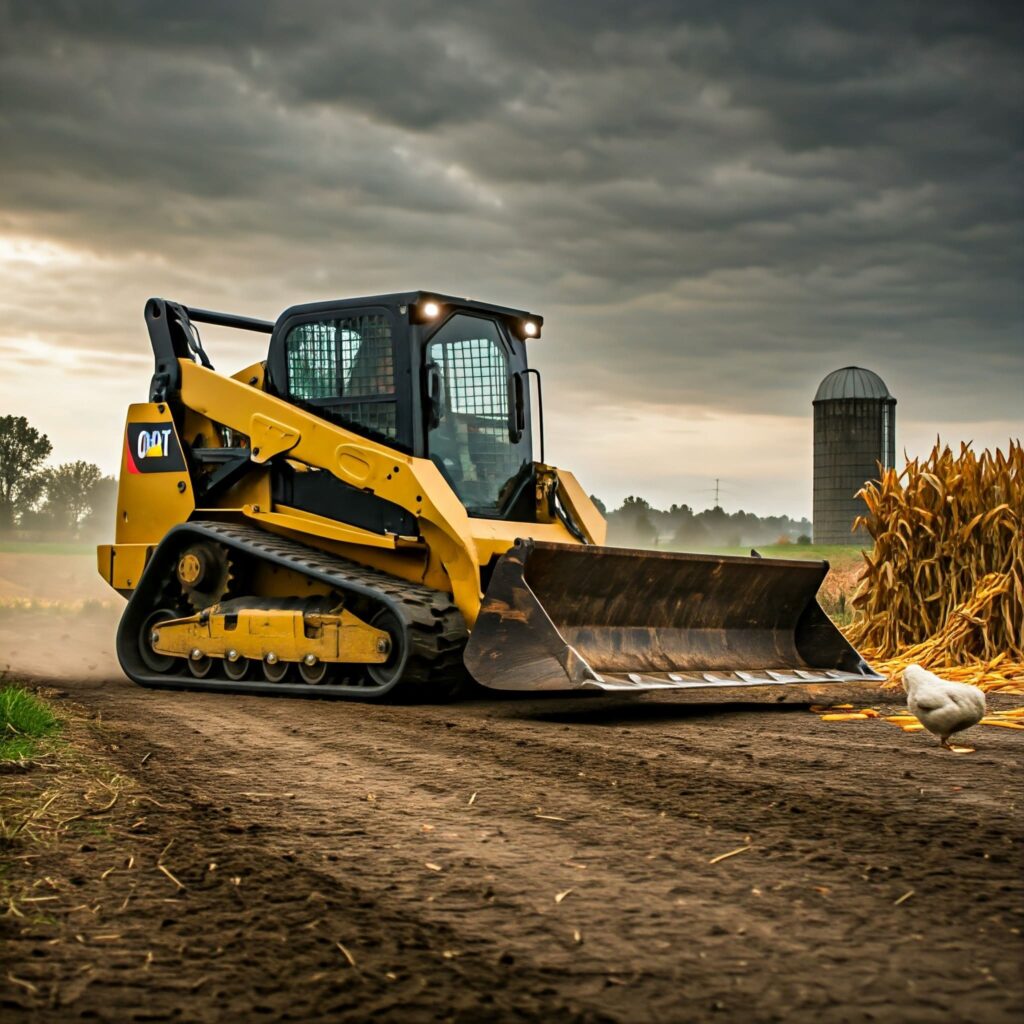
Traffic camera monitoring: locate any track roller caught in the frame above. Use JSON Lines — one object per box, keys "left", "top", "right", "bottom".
{"left": 298, "top": 655, "right": 332, "bottom": 685}
{"left": 223, "top": 653, "right": 251, "bottom": 681}
{"left": 188, "top": 650, "right": 214, "bottom": 678}
{"left": 261, "top": 654, "right": 291, "bottom": 683}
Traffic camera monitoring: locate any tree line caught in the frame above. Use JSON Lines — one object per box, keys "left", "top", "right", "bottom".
{"left": 595, "top": 495, "right": 813, "bottom": 550}
{"left": 0, "top": 413, "right": 814, "bottom": 548}
{"left": 0, "top": 415, "right": 115, "bottom": 541}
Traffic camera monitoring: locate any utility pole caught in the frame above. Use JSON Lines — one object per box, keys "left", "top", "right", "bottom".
{"left": 714, "top": 478, "right": 721, "bottom": 508}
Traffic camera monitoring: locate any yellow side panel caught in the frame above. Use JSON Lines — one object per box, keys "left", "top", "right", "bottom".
{"left": 96, "top": 544, "right": 114, "bottom": 586}
{"left": 115, "top": 403, "right": 195, "bottom": 545}
{"left": 98, "top": 543, "right": 153, "bottom": 591}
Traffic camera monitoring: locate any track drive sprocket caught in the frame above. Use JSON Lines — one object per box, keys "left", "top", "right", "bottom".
{"left": 175, "top": 541, "right": 234, "bottom": 610}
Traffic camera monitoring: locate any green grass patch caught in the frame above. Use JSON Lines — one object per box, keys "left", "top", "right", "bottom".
{"left": 0, "top": 686, "right": 60, "bottom": 761}
{"left": 716, "top": 544, "right": 863, "bottom": 564}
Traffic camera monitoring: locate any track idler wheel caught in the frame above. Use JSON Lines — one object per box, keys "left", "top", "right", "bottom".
{"left": 139, "top": 608, "right": 183, "bottom": 675}
{"left": 366, "top": 609, "right": 403, "bottom": 689}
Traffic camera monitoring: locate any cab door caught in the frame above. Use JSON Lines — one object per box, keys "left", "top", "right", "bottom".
{"left": 423, "top": 312, "right": 533, "bottom": 518}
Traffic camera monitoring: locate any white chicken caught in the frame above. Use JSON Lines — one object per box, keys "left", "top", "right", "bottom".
{"left": 903, "top": 663, "right": 986, "bottom": 749}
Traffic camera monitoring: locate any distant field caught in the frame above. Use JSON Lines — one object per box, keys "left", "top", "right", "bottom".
{"left": 709, "top": 544, "right": 863, "bottom": 568}
{"left": 724, "top": 544, "right": 860, "bottom": 569}
{"left": 0, "top": 548, "right": 111, "bottom": 606}
{"left": 0, "top": 540, "right": 96, "bottom": 555}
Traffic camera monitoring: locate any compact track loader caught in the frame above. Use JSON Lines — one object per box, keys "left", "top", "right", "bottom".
{"left": 98, "top": 292, "right": 881, "bottom": 699}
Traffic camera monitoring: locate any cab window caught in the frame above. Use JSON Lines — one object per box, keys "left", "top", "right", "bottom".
{"left": 426, "top": 314, "right": 530, "bottom": 514}
{"left": 285, "top": 314, "right": 397, "bottom": 440}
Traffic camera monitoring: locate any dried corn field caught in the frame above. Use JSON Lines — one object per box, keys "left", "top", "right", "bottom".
{"left": 844, "top": 440, "right": 1023, "bottom": 691}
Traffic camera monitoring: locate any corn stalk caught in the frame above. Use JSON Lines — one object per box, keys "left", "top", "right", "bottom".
{"left": 844, "top": 440, "right": 1023, "bottom": 689}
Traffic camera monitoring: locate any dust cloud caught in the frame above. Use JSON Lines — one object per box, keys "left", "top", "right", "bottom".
{"left": 0, "top": 551, "right": 123, "bottom": 682}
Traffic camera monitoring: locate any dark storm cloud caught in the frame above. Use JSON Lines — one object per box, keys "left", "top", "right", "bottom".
{"left": 0, "top": 0, "right": 1021, "bottom": 425}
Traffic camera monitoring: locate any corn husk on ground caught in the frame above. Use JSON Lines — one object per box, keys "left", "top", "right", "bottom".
{"left": 843, "top": 440, "right": 1023, "bottom": 693}
{"left": 808, "top": 703, "right": 1024, "bottom": 751}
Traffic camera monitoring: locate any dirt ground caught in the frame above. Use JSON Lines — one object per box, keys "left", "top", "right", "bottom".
{"left": 1, "top": 560, "right": 1022, "bottom": 1023}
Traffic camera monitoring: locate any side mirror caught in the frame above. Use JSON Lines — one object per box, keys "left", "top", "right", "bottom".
{"left": 426, "top": 362, "right": 445, "bottom": 429}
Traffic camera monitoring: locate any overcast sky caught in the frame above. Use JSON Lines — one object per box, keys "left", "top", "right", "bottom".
{"left": 0, "top": 0, "right": 1020, "bottom": 516}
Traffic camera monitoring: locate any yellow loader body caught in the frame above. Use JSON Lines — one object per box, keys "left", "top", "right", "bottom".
{"left": 98, "top": 293, "right": 879, "bottom": 698}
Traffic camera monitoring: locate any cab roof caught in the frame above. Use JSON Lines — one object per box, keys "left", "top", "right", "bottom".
{"left": 277, "top": 290, "right": 543, "bottom": 334}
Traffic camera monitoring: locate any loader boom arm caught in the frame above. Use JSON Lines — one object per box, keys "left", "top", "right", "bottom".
{"left": 178, "top": 359, "right": 489, "bottom": 625}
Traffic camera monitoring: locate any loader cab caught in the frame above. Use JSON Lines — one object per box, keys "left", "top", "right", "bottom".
{"left": 265, "top": 292, "right": 543, "bottom": 521}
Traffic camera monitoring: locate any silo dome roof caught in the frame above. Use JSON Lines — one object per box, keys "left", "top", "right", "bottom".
{"left": 814, "top": 366, "right": 893, "bottom": 402}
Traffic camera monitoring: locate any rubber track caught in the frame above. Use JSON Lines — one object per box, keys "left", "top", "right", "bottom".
{"left": 116, "top": 520, "right": 468, "bottom": 700}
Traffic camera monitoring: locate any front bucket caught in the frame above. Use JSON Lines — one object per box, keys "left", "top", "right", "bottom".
{"left": 464, "top": 540, "right": 881, "bottom": 692}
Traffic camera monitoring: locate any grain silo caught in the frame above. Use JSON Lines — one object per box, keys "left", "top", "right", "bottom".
{"left": 813, "top": 367, "right": 896, "bottom": 544}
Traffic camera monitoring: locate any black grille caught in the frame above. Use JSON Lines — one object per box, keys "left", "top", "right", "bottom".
{"left": 444, "top": 337, "right": 507, "bottom": 418}
{"left": 340, "top": 315, "right": 394, "bottom": 396}
{"left": 286, "top": 315, "right": 396, "bottom": 440}
{"left": 428, "top": 331, "right": 525, "bottom": 512}
{"left": 287, "top": 321, "right": 340, "bottom": 399}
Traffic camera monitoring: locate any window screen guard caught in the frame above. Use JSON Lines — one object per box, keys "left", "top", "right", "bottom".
{"left": 285, "top": 314, "right": 397, "bottom": 440}
{"left": 427, "top": 315, "right": 530, "bottom": 514}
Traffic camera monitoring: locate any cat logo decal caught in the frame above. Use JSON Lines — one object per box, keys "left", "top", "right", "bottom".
{"left": 126, "top": 422, "right": 186, "bottom": 474}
